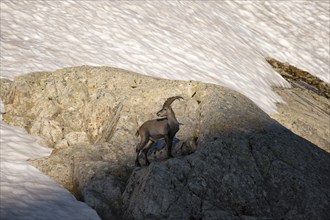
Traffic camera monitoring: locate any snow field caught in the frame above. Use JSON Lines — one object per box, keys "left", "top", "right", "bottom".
{"left": 0, "top": 1, "right": 329, "bottom": 219}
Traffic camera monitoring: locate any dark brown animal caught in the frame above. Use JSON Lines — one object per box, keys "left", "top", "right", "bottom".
{"left": 135, "top": 96, "right": 183, "bottom": 166}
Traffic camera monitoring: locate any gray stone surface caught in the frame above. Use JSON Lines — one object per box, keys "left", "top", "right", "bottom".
{"left": 1, "top": 66, "right": 329, "bottom": 220}
{"left": 122, "top": 125, "right": 330, "bottom": 220}
{"left": 266, "top": 57, "right": 330, "bottom": 152}
{"left": 271, "top": 87, "right": 330, "bottom": 152}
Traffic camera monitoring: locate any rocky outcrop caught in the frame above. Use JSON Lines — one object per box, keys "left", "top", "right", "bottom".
{"left": 266, "top": 57, "right": 330, "bottom": 152}
{"left": 271, "top": 87, "right": 330, "bottom": 152}
{"left": 266, "top": 57, "right": 330, "bottom": 98}
{"left": 1, "top": 66, "right": 329, "bottom": 219}
{"left": 122, "top": 125, "right": 330, "bottom": 220}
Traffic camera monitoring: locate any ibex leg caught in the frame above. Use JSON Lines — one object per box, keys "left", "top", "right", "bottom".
{"left": 143, "top": 141, "right": 154, "bottom": 166}
{"left": 135, "top": 139, "right": 148, "bottom": 166}
{"left": 165, "top": 136, "right": 173, "bottom": 158}
{"left": 135, "top": 149, "right": 141, "bottom": 166}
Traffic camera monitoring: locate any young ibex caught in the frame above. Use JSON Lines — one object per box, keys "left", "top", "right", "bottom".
{"left": 135, "top": 96, "right": 183, "bottom": 166}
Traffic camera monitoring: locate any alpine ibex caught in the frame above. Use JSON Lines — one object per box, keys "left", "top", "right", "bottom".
{"left": 135, "top": 96, "right": 183, "bottom": 166}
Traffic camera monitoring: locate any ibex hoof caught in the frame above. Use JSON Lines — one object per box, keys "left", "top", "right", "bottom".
{"left": 168, "top": 154, "right": 173, "bottom": 158}
{"left": 146, "top": 161, "right": 150, "bottom": 166}
{"left": 135, "top": 162, "right": 141, "bottom": 167}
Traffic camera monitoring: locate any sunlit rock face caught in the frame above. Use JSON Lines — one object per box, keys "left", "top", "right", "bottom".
{"left": 1, "top": 66, "right": 329, "bottom": 220}
{"left": 266, "top": 57, "right": 330, "bottom": 153}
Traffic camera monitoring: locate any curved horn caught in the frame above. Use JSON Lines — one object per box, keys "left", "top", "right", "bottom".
{"left": 163, "top": 96, "right": 184, "bottom": 107}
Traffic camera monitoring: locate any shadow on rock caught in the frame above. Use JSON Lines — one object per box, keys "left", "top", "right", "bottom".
{"left": 122, "top": 122, "right": 330, "bottom": 220}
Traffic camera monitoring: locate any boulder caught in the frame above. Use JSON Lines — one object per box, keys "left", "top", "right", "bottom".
{"left": 266, "top": 57, "right": 330, "bottom": 152}
{"left": 1, "top": 66, "right": 329, "bottom": 220}
{"left": 122, "top": 125, "right": 330, "bottom": 219}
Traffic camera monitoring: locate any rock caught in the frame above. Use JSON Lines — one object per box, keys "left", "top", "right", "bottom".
{"left": 122, "top": 125, "right": 330, "bottom": 220}
{"left": 1, "top": 66, "right": 329, "bottom": 219}
{"left": 30, "top": 118, "right": 63, "bottom": 147}
{"left": 0, "top": 78, "right": 15, "bottom": 104}
{"left": 83, "top": 89, "right": 119, "bottom": 143}
{"left": 65, "top": 132, "right": 90, "bottom": 146}
{"left": 80, "top": 165, "right": 126, "bottom": 220}
{"left": 265, "top": 57, "right": 330, "bottom": 152}
{"left": 266, "top": 57, "right": 330, "bottom": 98}
{"left": 271, "top": 87, "right": 330, "bottom": 152}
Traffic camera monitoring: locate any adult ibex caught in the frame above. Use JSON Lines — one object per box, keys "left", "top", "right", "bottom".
{"left": 135, "top": 96, "right": 183, "bottom": 166}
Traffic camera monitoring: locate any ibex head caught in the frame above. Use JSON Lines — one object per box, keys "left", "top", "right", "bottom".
{"left": 156, "top": 96, "right": 184, "bottom": 117}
